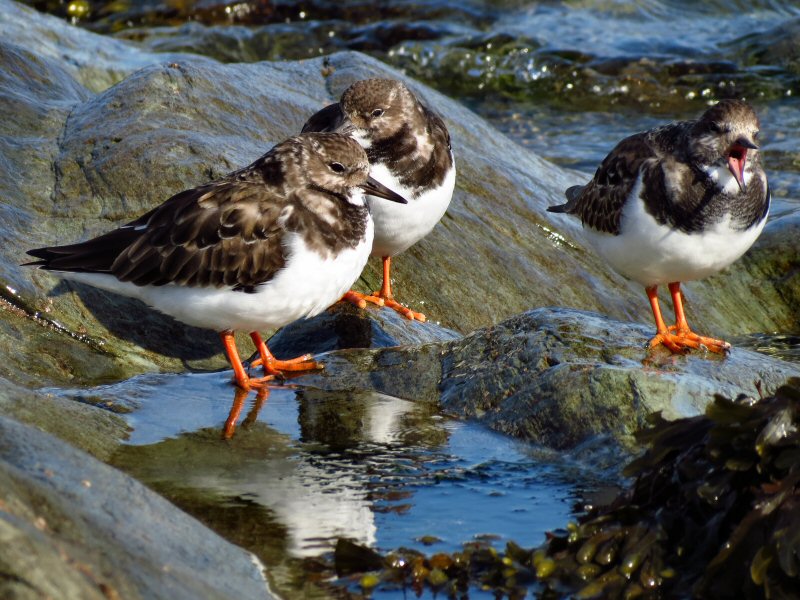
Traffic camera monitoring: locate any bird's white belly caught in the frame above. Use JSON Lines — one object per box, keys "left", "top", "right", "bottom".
{"left": 367, "top": 159, "right": 455, "bottom": 257}
{"left": 585, "top": 177, "right": 767, "bottom": 287}
{"left": 63, "top": 225, "right": 373, "bottom": 332}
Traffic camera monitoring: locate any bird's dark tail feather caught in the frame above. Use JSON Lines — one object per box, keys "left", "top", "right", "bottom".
{"left": 546, "top": 203, "right": 571, "bottom": 213}
{"left": 24, "top": 227, "right": 138, "bottom": 273}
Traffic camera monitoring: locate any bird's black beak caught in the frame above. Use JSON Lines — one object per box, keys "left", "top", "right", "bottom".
{"left": 334, "top": 120, "right": 357, "bottom": 136}
{"left": 360, "top": 176, "right": 407, "bottom": 203}
{"left": 736, "top": 137, "right": 759, "bottom": 150}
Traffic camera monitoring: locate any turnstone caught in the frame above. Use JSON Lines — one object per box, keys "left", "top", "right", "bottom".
{"left": 548, "top": 100, "right": 769, "bottom": 354}
{"left": 302, "top": 78, "right": 456, "bottom": 322}
{"left": 26, "top": 133, "right": 407, "bottom": 389}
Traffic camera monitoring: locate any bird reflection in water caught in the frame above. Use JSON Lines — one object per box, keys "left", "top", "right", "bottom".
{"left": 222, "top": 386, "right": 271, "bottom": 439}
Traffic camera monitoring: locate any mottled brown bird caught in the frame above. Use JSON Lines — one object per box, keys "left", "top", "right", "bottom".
{"left": 27, "top": 133, "right": 406, "bottom": 388}
{"left": 549, "top": 100, "right": 769, "bottom": 353}
{"left": 303, "top": 78, "right": 455, "bottom": 322}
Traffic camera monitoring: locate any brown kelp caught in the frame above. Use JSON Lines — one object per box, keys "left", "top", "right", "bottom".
{"left": 538, "top": 378, "right": 800, "bottom": 598}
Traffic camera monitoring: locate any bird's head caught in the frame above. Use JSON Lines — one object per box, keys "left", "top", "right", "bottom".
{"left": 292, "top": 133, "right": 407, "bottom": 205}
{"left": 339, "top": 78, "right": 419, "bottom": 146}
{"left": 690, "top": 99, "right": 761, "bottom": 193}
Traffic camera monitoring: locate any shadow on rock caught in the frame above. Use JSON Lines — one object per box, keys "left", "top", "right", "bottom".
{"left": 267, "top": 300, "right": 460, "bottom": 360}
{"left": 53, "top": 280, "right": 221, "bottom": 361}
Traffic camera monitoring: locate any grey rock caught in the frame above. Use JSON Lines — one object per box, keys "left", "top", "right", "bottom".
{"left": 0, "top": 415, "right": 274, "bottom": 600}
{"left": 116, "top": 21, "right": 348, "bottom": 63}
{"left": 305, "top": 307, "right": 800, "bottom": 449}
{"left": 438, "top": 307, "right": 800, "bottom": 449}
{"left": 301, "top": 343, "right": 447, "bottom": 404}
{"left": 1, "top": 0, "right": 796, "bottom": 391}
{"left": 0, "top": 2, "right": 795, "bottom": 596}
{"left": 267, "top": 300, "right": 460, "bottom": 360}
{"left": 0, "top": 0, "right": 215, "bottom": 92}
{"left": 0, "top": 376, "right": 128, "bottom": 461}
{"left": 729, "top": 17, "right": 800, "bottom": 74}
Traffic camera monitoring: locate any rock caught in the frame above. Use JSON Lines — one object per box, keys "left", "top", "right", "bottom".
{"left": 0, "top": 0, "right": 215, "bottom": 92}
{"left": 0, "top": 415, "right": 274, "bottom": 600}
{"left": 1, "top": 0, "right": 797, "bottom": 391}
{"left": 438, "top": 308, "right": 800, "bottom": 449}
{"left": 0, "top": 376, "right": 128, "bottom": 461}
{"left": 730, "top": 17, "right": 800, "bottom": 74}
{"left": 304, "top": 307, "right": 800, "bottom": 449}
{"left": 724, "top": 211, "right": 800, "bottom": 331}
{"left": 533, "top": 378, "right": 800, "bottom": 599}
{"left": 267, "top": 301, "right": 460, "bottom": 360}
{"left": 0, "top": 2, "right": 796, "bottom": 597}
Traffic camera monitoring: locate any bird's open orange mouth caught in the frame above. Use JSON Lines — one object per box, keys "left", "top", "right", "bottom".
{"left": 727, "top": 144, "right": 748, "bottom": 192}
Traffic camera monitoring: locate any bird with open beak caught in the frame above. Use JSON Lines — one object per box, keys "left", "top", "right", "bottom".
{"left": 548, "top": 99, "right": 769, "bottom": 354}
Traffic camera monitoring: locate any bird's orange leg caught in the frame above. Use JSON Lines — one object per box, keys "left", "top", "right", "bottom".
{"left": 248, "top": 332, "right": 322, "bottom": 375}
{"left": 368, "top": 256, "right": 427, "bottom": 322}
{"left": 220, "top": 330, "right": 273, "bottom": 390}
{"left": 668, "top": 282, "right": 731, "bottom": 353}
{"left": 340, "top": 257, "right": 426, "bottom": 321}
{"left": 646, "top": 286, "right": 686, "bottom": 353}
{"left": 223, "top": 386, "right": 270, "bottom": 440}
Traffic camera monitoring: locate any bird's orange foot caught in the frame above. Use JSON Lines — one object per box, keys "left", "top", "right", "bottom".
{"left": 233, "top": 374, "right": 274, "bottom": 391}
{"left": 379, "top": 296, "right": 426, "bottom": 322}
{"left": 341, "top": 290, "right": 384, "bottom": 309}
{"left": 250, "top": 354, "right": 323, "bottom": 375}
{"left": 649, "top": 327, "right": 731, "bottom": 354}
{"left": 341, "top": 289, "right": 425, "bottom": 321}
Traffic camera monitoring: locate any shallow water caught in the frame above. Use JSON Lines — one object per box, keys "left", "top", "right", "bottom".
{"left": 50, "top": 371, "right": 601, "bottom": 596}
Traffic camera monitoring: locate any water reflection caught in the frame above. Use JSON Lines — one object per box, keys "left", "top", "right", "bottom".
{"left": 48, "top": 372, "right": 583, "bottom": 596}
{"left": 733, "top": 332, "right": 800, "bottom": 364}
{"left": 223, "top": 386, "right": 268, "bottom": 439}
{"left": 103, "top": 379, "right": 438, "bottom": 557}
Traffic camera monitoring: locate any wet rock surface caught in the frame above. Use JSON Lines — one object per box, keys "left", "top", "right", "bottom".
{"left": 267, "top": 301, "right": 460, "bottom": 360}
{"left": 305, "top": 307, "right": 800, "bottom": 449}
{"left": 0, "top": 376, "right": 128, "bottom": 461}
{"left": 36, "top": 0, "right": 800, "bottom": 207}
{"left": 437, "top": 308, "right": 800, "bottom": 449}
{"left": 0, "top": 416, "right": 274, "bottom": 600}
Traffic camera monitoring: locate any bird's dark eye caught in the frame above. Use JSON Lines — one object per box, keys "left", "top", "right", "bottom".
{"left": 371, "top": 108, "right": 384, "bottom": 118}
{"left": 708, "top": 122, "right": 722, "bottom": 133}
{"left": 329, "top": 162, "right": 345, "bottom": 173}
